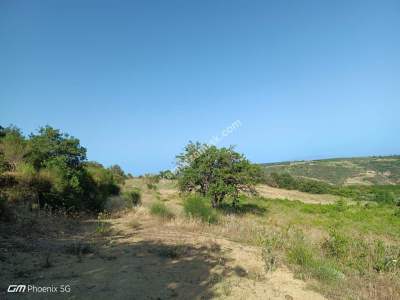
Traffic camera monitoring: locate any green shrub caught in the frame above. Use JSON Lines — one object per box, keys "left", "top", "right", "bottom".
{"left": 123, "top": 189, "right": 141, "bottom": 207}
{"left": 288, "top": 241, "right": 314, "bottom": 267}
{"left": 108, "top": 164, "right": 127, "bottom": 184}
{"left": 265, "top": 172, "right": 333, "bottom": 194}
{"left": 159, "top": 170, "right": 176, "bottom": 180}
{"left": 147, "top": 183, "right": 157, "bottom": 190}
{"left": 183, "top": 195, "right": 218, "bottom": 224}
{"left": 144, "top": 174, "right": 160, "bottom": 190}
{"left": 333, "top": 198, "right": 347, "bottom": 212}
{"left": 374, "top": 190, "right": 395, "bottom": 203}
{"left": 322, "top": 229, "right": 349, "bottom": 259}
{"left": 84, "top": 162, "right": 120, "bottom": 211}
{"left": 394, "top": 207, "right": 400, "bottom": 217}
{"left": 95, "top": 212, "right": 111, "bottom": 235}
{"left": 371, "top": 240, "right": 400, "bottom": 273}
{"left": 150, "top": 202, "right": 174, "bottom": 219}
{"left": 288, "top": 240, "right": 344, "bottom": 282}
{"left": 264, "top": 173, "right": 400, "bottom": 205}
{"left": 0, "top": 126, "right": 123, "bottom": 213}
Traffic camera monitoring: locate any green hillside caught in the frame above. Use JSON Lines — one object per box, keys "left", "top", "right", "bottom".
{"left": 261, "top": 155, "right": 400, "bottom": 185}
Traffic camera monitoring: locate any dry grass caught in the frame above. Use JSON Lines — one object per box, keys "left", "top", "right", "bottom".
{"left": 256, "top": 184, "right": 341, "bottom": 204}
{"left": 3, "top": 178, "right": 399, "bottom": 299}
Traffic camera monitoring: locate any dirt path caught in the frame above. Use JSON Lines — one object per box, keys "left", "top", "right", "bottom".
{"left": 1, "top": 209, "right": 327, "bottom": 300}
{"left": 98, "top": 210, "right": 327, "bottom": 300}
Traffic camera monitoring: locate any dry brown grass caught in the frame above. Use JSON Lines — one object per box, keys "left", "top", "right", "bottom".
{"left": 3, "top": 178, "right": 398, "bottom": 299}
{"left": 256, "top": 184, "right": 340, "bottom": 204}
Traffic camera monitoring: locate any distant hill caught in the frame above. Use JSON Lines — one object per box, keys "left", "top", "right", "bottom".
{"left": 260, "top": 155, "right": 400, "bottom": 185}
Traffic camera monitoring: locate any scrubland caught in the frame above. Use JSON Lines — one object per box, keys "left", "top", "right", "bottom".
{"left": 2, "top": 178, "right": 398, "bottom": 299}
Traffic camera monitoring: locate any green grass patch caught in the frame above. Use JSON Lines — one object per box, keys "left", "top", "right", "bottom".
{"left": 183, "top": 195, "right": 218, "bottom": 224}
{"left": 287, "top": 239, "right": 344, "bottom": 282}
{"left": 150, "top": 202, "right": 174, "bottom": 219}
{"left": 263, "top": 198, "right": 400, "bottom": 239}
{"left": 259, "top": 226, "right": 400, "bottom": 299}
{"left": 122, "top": 188, "right": 141, "bottom": 207}
{"left": 235, "top": 195, "right": 400, "bottom": 298}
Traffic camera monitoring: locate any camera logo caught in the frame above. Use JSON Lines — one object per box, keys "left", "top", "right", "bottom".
{"left": 7, "top": 285, "right": 26, "bottom": 293}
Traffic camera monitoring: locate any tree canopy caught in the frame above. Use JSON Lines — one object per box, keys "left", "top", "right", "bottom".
{"left": 0, "top": 125, "right": 122, "bottom": 214}
{"left": 176, "top": 142, "right": 262, "bottom": 207}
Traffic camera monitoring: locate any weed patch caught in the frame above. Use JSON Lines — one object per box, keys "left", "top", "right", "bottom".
{"left": 183, "top": 195, "right": 218, "bottom": 224}
{"left": 123, "top": 189, "right": 141, "bottom": 207}
{"left": 150, "top": 202, "right": 174, "bottom": 219}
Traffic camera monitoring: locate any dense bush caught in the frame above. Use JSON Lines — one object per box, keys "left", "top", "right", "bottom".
{"left": 265, "top": 172, "right": 334, "bottom": 194}
{"left": 321, "top": 228, "right": 349, "bottom": 259}
{"left": 183, "top": 195, "right": 218, "bottom": 223}
{"left": 108, "top": 164, "right": 127, "bottom": 184}
{"left": 0, "top": 125, "right": 122, "bottom": 216}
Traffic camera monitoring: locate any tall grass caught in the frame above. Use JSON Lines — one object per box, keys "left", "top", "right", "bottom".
{"left": 150, "top": 202, "right": 174, "bottom": 219}
{"left": 258, "top": 225, "right": 400, "bottom": 298}
{"left": 183, "top": 195, "right": 218, "bottom": 224}
{"left": 122, "top": 188, "right": 141, "bottom": 207}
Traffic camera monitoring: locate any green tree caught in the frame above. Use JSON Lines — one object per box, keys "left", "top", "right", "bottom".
{"left": 0, "top": 125, "right": 27, "bottom": 172}
{"left": 26, "top": 126, "right": 86, "bottom": 170}
{"left": 0, "top": 125, "right": 121, "bottom": 214}
{"left": 176, "top": 142, "right": 262, "bottom": 208}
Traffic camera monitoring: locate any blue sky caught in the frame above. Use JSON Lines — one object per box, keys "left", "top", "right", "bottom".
{"left": 1, "top": 0, "right": 399, "bottom": 174}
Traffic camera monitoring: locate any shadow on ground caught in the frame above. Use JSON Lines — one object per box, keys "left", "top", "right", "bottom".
{"left": 1, "top": 214, "right": 227, "bottom": 300}
{"left": 217, "top": 202, "right": 267, "bottom": 216}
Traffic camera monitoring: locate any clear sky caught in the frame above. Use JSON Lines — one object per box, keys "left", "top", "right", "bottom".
{"left": 1, "top": 0, "right": 399, "bottom": 174}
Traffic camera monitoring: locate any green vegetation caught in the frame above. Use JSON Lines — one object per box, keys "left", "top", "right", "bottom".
{"left": 173, "top": 142, "right": 399, "bottom": 297}
{"left": 258, "top": 198, "right": 400, "bottom": 238}
{"left": 158, "top": 169, "right": 176, "bottom": 180}
{"left": 177, "top": 142, "right": 262, "bottom": 207}
{"left": 108, "top": 164, "right": 127, "bottom": 184}
{"left": 122, "top": 188, "right": 141, "bottom": 207}
{"left": 150, "top": 202, "right": 175, "bottom": 219}
{"left": 233, "top": 195, "right": 400, "bottom": 297}
{"left": 261, "top": 156, "right": 400, "bottom": 185}
{"left": 0, "top": 125, "right": 122, "bottom": 217}
{"left": 286, "top": 237, "right": 344, "bottom": 282}
{"left": 264, "top": 172, "right": 400, "bottom": 204}
{"left": 183, "top": 195, "right": 218, "bottom": 223}
{"left": 259, "top": 224, "right": 399, "bottom": 297}
{"left": 143, "top": 174, "right": 160, "bottom": 190}
{"left": 95, "top": 212, "right": 111, "bottom": 235}
{"left": 264, "top": 172, "right": 333, "bottom": 194}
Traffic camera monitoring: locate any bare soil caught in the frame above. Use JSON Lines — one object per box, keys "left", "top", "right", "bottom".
{"left": 0, "top": 181, "right": 331, "bottom": 299}
{"left": 0, "top": 207, "right": 326, "bottom": 300}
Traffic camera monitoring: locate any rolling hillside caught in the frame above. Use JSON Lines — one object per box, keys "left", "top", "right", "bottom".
{"left": 260, "top": 155, "right": 400, "bottom": 185}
